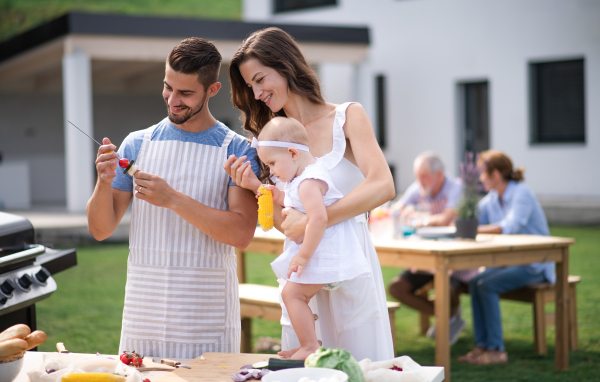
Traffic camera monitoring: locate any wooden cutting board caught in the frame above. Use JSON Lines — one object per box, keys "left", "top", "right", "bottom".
{"left": 137, "top": 357, "right": 177, "bottom": 372}
{"left": 154, "top": 352, "right": 276, "bottom": 382}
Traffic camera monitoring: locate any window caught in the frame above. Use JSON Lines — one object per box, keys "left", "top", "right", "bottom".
{"left": 530, "top": 58, "right": 585, "bottom": 144}
{"left": 461, "top": 81, "right": 489, "bottom": 154}
{"left": 274, "top": 0, "right": 337, "bottom": 13}
{"left": 375, "top": 74, "right": 387, "bottom": 149}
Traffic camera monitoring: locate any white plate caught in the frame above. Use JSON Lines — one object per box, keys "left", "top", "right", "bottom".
{"left": 415, "top": 226, "right": 456, "bottom": 239}
{"left": 261, "top": 367, "right": 349, "bottom": 382}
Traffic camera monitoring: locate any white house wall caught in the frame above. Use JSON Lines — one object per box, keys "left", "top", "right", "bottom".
{"left": 244, "top": 0, "right": 600, "bottom": 199}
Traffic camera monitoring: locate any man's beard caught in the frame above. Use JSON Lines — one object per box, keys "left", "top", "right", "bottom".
{"left": 165, "top": 93, "right": 208, "bottom": 125}
{"left": 420, "top": 185, "right": 433, "bottom": 198}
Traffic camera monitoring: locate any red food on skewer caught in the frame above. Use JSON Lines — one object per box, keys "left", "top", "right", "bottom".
{"left": 119, "top": 158, "right": 130, "bottom": 168}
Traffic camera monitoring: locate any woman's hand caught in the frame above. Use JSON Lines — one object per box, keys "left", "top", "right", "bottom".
{"left": 224, "top": 155, "right": 261, "bottom": 193}
{"left": 281, "top": 207, "right": 308, "bottom": 244}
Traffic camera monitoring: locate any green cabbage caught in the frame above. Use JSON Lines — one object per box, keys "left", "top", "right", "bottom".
{"left": 304, "top": 348, "right": 365, "bottom": 382}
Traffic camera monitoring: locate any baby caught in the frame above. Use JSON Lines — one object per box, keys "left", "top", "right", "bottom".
{"left": 253, "top": 117, "right": 370, "bottom": 360}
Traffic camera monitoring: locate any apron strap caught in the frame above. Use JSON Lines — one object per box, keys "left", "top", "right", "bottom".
{"left": 137, "top": 124, "right": 157, "bottom": 164}
{"left": 222, "top": 130, "right": 235, "bottom": 148}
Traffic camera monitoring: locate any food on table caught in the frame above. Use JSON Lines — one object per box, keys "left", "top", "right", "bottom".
{"left": 24, "top": 330, "right": 47, "bottom": 350}
{"left": 257, "top": 185, "right": 274, "bottom": 231}
{"left": 0, "top": 338, "right": 27, "bottom": 358}
{"left": 0, "top": 323, "right": 30, "bottom": 342}
{"left": 119, "top": 351, "right": 143, "bottom": 367}
{"left": 0, "top": 324, "right": 45, "bottom": 363}
{"left": 252, "top": 360, "right": 269, "bottom": 369}
{"left": 231, "top": 363, "right": 270, "bottom": 381}
{"left": 305, "top": 348, "right": 364, "bottom": 382}
{"left": 119, "top": 352, "right": 132, "bottom": 365}
{"left": 268, "top": 358, "right": 305, "bottom": 370}
{"left": 61, "top": 373, "right": 126, "bottom": 382}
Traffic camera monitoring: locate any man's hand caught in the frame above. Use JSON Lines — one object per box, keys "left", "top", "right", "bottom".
{"left": 133, "top": 171, "right": 180, "bottom": 208}
{"left": 281, "top": 208, "right": 307, "bottom": 244}
{"left": 287, "top": 254, "right": 309, "bottom": 278}
{"left": 224, "top": 154, "right": 261, "bottom": 193}
{"left": 95, "top": 137, "right": 119, "bottom": 185}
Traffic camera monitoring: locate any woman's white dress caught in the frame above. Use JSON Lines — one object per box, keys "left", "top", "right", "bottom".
{"left": 271, "top": 157, "right": 370, "bottom": 284}
{"left": 278, "top": 102, "right": 395, "bottom": 362}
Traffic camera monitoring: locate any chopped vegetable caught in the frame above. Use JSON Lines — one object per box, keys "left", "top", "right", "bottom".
{"left": 231, "top": 368, "right": 270, "bottom": 381}
{"left": 118, "top": 158, "right": 129, "bottom": 168}
{"left": 251, "top": 360, "right": 269, "bottom": 369}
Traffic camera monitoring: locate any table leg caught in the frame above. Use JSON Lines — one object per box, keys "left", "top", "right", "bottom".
{"left": 434, "top": 257, "right": 451, "bottom": 382}
{"left": 236, "top": 248, "right": 246, "bottom": 284}
{"left": 555, "top": 247, "right": 570, "bottom": 370}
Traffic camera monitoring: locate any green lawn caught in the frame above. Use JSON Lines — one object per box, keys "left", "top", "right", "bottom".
{"left": 0, "top": 0, "right": 241, "bottom": 42}
{"left": 36, "top": 226, "right": 600, "bottom": 381}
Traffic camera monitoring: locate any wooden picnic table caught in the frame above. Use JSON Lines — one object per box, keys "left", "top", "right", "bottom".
{"left": 237, "top": 228, "right": 575, "bottom": 382}
{"left": 153, "top": 352, "right": 444, "bottom": 382}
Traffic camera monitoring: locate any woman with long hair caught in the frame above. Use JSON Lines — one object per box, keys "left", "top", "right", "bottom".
{"left": 459, "top": 150, "right": 553, "bottom": 365}
{"left": 224, "top": 27, "right": 395, "bottom": 361}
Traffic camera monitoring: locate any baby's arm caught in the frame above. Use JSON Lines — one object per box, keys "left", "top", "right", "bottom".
{"left": 287, "top": 179, "right": 328, "bottom": 278}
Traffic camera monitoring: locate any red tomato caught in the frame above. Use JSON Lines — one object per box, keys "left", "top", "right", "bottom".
{"left": 130, "top": 353, "right": 143, "bottom": 367}
{"left": 143, "top": 379, "right": 151, "bottom": 382}
{"left": 119, "top": 158, "right": 130, "bottom": 168}
{"left": 120, "top": 352, "right": 131, "bottom": 365}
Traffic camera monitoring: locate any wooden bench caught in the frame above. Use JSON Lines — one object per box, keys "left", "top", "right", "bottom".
{"left": 239, "top": 283, "right": 400, "bottom": 353}
{"left": 416, "top": 275, "right": 580, "bottom": 355}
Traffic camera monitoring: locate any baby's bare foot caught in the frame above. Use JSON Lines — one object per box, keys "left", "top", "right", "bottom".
{"left": 277, "top": 347, "right": 299, "bottom": 359}
{"left": 290, "top": 346, "right": 319, "bottom": 360}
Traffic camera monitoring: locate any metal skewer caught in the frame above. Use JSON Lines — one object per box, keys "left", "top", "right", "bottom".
{"left": 67, "top": 120, "right": 102, "bottom": 147}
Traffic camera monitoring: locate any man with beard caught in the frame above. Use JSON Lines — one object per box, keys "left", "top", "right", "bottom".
{"left": 388, "top": 151, "right": 476, "bottom": 345}
{"left": 86, "top": 38, "right": 259, "bottom": 358}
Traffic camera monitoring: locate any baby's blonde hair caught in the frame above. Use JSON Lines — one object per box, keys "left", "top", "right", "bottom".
{"left": 258, "top": 117, "right": 309, "bottom": 146}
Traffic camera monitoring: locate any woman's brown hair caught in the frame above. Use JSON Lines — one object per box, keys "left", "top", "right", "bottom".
{"left": 229, "top": 27, "right": 325, "bottom": 138}
{"left": 478, "top": 150, "right": 525, "bottom": 182}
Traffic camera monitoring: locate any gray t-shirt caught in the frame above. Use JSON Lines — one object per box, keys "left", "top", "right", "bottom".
{"left": 112, "top": 118, "right": 259, "bottom": 192}
{"left": 398, "top": 175, "right": 462, "bottom": 214}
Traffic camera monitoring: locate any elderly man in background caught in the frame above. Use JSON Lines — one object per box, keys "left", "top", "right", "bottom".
{"left": 388, "top": 151, "right": 476, "bottom": 344}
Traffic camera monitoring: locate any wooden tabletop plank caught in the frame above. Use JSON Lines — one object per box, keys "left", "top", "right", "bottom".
{"left": 250, "top": 229, "right": 574, "bottom": 256}
{"left": 154, "top": 352, "right": 274, "bottom": 382}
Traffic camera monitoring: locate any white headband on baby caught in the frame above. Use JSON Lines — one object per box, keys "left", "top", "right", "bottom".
{"left": 251, "top": 137, "right": 310, "bottom": 152}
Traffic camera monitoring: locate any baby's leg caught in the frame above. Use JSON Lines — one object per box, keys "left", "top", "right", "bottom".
{"left": 281, "top": 282, "right": 325, "bottom": 360}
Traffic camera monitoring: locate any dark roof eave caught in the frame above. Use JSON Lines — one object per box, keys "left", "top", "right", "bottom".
{"left": 0, "top": 12, "right": 370, "bottom": 64}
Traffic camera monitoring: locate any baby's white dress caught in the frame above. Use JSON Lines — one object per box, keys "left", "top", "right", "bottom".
{"left": 270, "top": 157, "right": 370, "bottom": 284}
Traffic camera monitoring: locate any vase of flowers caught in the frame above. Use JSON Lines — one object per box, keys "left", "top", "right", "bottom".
{"left": 455, "top": 152, "right": 481, "bottom": 239}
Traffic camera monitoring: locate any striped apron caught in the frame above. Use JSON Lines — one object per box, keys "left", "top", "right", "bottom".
{"left": 118, "top": 127, "right": 240, "bottom": 358}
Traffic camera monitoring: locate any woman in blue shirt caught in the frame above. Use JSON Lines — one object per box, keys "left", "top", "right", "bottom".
{"left": 458, "top": 150, "right": 553, "bottom": 365}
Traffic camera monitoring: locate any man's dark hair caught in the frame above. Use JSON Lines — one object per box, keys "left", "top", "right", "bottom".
{"left": 168, "top": 37, "right": 222, "bottom": 89}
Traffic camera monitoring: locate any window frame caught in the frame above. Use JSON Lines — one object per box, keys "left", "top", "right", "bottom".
{"left": 529, "top": 57, "right": 586, "bottom": 146}
{"left": 273, "top": 0, "right": 338, "bottom": 14}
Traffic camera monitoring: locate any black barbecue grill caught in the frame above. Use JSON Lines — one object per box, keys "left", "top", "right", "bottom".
{"left": 0, "top": 212, "right": 77, "bottom": 332}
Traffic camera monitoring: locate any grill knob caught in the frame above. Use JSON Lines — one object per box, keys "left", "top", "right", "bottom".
{"left": 35, "top": 268, "right": 51, "bottom": 284}
{"left": 0, "top": 295, "right": 6, "bottom": 305}
{"left": 0, "top": 279, "right": 16, "bottom": 295}
{"left": 18, "top": 274, "right": 33, "bottom": 290}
